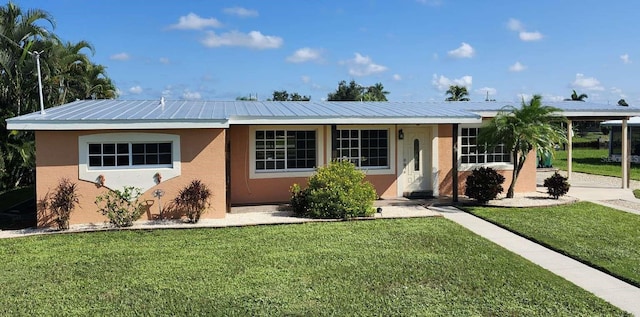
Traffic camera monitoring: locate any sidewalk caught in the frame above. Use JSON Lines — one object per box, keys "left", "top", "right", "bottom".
{"left": 432, "top": 205, "right": 640, "bottom": 316}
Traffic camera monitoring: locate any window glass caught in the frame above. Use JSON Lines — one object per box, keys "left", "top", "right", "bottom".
{"left": 337, "top": 129, "right": 389, "bottom": 168}
{"left": 461, "top": 127, "right": 510, "bottom": 164}
{"left": 255, "top": 130, "right": 316, "bottom": 171}
{"left": 88, "top": 142, "right": 172, "bottom": 168}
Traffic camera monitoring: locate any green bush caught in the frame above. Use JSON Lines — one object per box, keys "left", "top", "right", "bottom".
{"left": 49, "top": 178, "right": 79, "bottom": 230}
{"left": 290, "top": 160, "right": 377, "bottom": 219}
{"left": 464, "top": 167, "right": 505, "bottom": 203}
{"left": 95, "top": 186, "right": 144, "bottom": 227}
{"left": 174, "top": 180, "right": 212, "bottom": 223}
{"left": 544, "top": 172, "right": 570, "bottom": 199}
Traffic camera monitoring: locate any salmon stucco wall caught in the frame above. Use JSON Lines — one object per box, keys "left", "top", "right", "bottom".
{"left": 437, "top": 124, "right": 537, "bottom": 196}
{"left": 228, "top": 125, "right": 397, "bottom": 205}
{"left": 35, "top": 129, "right": 226, "bottom": 228}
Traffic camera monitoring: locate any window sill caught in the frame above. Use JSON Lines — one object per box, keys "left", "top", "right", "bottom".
{"left": 459, "top": 163, "right": 514, "bottom": 171}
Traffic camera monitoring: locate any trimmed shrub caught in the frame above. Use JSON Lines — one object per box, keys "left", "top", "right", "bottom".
{"left": 95, "top": 186, "right": 144, "bottom": 227}
{"left": 49, "top": 178, "right": 79, "bottom": 230}
{"left": 544, "top": 172, "right": 570, "bottom": 199}
{"left": 290, "top": 160, "right": 377, "bottom": 219}
{"left": 174, "top": 180, "right": 212, "bottom": 223}
{"left": 464, "top": 167, "right": 505, "bottom": 203}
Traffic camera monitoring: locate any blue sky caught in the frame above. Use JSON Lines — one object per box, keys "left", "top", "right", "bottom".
{"left": 14, "top": 0, "right": 640, "bottom": 103}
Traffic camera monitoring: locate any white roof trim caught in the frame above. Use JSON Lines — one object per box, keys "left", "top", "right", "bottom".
{"left": 228, "top": 117, "right": 482, "bottom": 125}
{"left": 6, "top": 120, "right": 230, "bottom": 130}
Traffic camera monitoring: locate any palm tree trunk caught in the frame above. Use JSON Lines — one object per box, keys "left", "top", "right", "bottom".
{"left": 507, "top": 150, "right": 518, "bottom": 198}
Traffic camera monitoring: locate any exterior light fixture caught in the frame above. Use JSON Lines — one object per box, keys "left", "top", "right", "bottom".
{"left": 398, "top": 129, "right": 404, "bottom": 140}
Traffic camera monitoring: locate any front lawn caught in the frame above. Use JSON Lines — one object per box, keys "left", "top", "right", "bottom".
{"left": 466, "top": 202, "right": 640, "bottom": 287}
{"left": 0, "top": 219, "right": 627, "bottom": 316}
{"left": 553, "top": 149, "right": 640, "bottom": 181}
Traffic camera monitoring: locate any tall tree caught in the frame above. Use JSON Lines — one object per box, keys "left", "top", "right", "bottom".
{"left": 617, "top": 99, "right": 629, "bottom": 107}
{"left": 363, "top": 83, "right": 389, "bottom": 101}
{"left": 478, "top": 95, "right": 567, "bottom": 198}
{"left": 327, "top": 80, "right": 388, "bottom": 101}
{"left": 564, "top": 89, "right": 588, "bottom": 101}
{"left": 271, "top": 90, "right": 310, "bottom": 101}
{"left": 0, "top": 2, "right": 116, "bottom": 192}
{"left": 445, "top": 85, "right": 470, "bottom": 101}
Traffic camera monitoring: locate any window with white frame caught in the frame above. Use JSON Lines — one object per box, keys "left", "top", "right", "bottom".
{"left": 460, "top": 127, "right": 510, "bottom": 164}
{"left": 337, "top": 129, "right": 389, "bottom": 168}
{"left": 255, "top": 129, "right": 316, "bottom": 171}
{"left": 88, "top": 142, "right": 172, "bottom": 168}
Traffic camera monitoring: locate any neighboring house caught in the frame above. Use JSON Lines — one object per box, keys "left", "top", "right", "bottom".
{"left": 601, "top": 116, "right": 640, "bottom": 163}
{"left": 7, "top": 100, "right": 640, "bottom": 227}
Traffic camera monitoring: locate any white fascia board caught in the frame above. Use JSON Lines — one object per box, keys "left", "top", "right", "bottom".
{"left": 473, "top": 110, "right": 640, "bottom": 119}
{"left": 229, "top": 117, "right": 482, "bottom": 125}
{"left": 6, "top": 120, "right": 230, "bottom": 130}
{"left": 562, "top": 111, "right": 640, "bottom": 118}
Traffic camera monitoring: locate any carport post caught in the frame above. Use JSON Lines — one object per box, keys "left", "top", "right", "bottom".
{"left": 567, "top": 120, "right": 573, "bottom": 181}
{"left": 622, "top": 118, "right": 629, "bottom": 189}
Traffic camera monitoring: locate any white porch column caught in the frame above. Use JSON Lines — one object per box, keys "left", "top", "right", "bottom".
{"left": 622, "top": 118, "right": 629, "bottom": 189}
{"left": 567, "top": 120, "right": 573, "bottom": 180}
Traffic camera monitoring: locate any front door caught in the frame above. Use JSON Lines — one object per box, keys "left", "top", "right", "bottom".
{"left": 402, "top": 129, "right": 432, "bottom": 198}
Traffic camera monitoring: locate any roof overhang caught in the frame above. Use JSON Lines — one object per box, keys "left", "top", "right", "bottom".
{"left": 228, "top": 116, "right": 482, "bottom": 125}
{"left": 6, "top": 119, "right": 230, "bottom": 130}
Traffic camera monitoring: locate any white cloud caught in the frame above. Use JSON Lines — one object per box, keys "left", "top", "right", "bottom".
{"left": 519, "top": 31, "right": 543, "bottom": 41}
{"left": 509, "top": 61, "right": 526, "bottom": 72}
{"left": 544, "top": 94, "right": 565, "bottom": 102}
{"left": 447, "top": 42, "right": 475, "bottom": 58}
{"left": 286, "top": 47, "right": 323, "bottom": 63}
{"left": 223, "top": 7, "right": 258, "bottom": 17}
{"left": 475, "top": 87, "right": 496, "bottom": 96}
{"left": 201, "top": 30, "right": 283, "bottom": 49}
{"left": 110, "top": 52, "right": 130, "bottom": 61}
{"left": 431, "top": 74, "right": 472, "bottom": 91}
{"left": 620, "top": 53, "right": 631, "bottom": 64}
{"left": 342, "top": 53, "right": 388, "bottom": 76}
{"left": 182, "top": 90, "right": 202, "bottom": 100}
{"left": 507, "top": 18, "right": 543, "bottom": 41}
{"left": 516, "top": 93, "right": 533, "bottom": 102}
{"left": 571, "top": 73, "right": 604, "bottom": 91}
{"left": 169, "top": 13, "right": 222, "bottom": 30}
{"left": 159, "top": 57, "right": 170, "bottom": 64}
{"left": 129, "top": 85, "right": 143, "bottom": 94}
{"left": 301, "top": 75, "right": 311, "bottom": 83}
{"left": 611, "top": 87, "right": 626, "bottom": 98}
{"left": 392, "top": 74, "right": 402, "bottom": 81}
{"left": 507, "top": 18, "right": 524, "bottom": 31}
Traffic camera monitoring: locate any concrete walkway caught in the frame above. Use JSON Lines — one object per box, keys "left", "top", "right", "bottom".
{"left": 0, "top": 204, "right": 440, "bottom": 239}
{"left": 433, "top": 205, "right": 640, "bottom": 316}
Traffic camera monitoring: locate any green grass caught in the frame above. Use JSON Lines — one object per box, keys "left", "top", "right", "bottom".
{"left": 0, "top": 219, "right": 627, "bottom": 316}
{"left": 0, "top": 186, "right": 35, "bottom": 212}
{"left": 553, "top": 149, "right": 640, "bottom": 181}
{"left": 634, "top": 189, "right": 640, "bottom": 199}
{"left": 466, "top": 202, "right": 640, "bottom": 287}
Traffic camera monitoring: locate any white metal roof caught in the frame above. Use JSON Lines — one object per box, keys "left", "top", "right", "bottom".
{"left": 601, "top": 116, "right": 640, "bottom": 127}
{"left": 6, "top": 100, "right": 482, "bottom": 130}
{"left": 6, "top": 99, "right": 640, "bottom": 130}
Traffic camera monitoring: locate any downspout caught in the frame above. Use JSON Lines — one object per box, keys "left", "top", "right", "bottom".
{"left": 452, "top": 124, "right": 459, "bottom": 202}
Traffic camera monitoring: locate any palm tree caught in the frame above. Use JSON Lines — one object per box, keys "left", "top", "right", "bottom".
{"left": 478, "top": 95, "right": 567, "bottom": 198}
{"left": 445, "top": 85, "right": 470, "bottom": 101}
{"left": 564, "top": 90, "right": 588, "bottom": 101}
{"left": 363, "top": 82, "right": 389, "bottom": 101}
{"left": 82, "top": 63, "right": 117, "bottom": 99}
